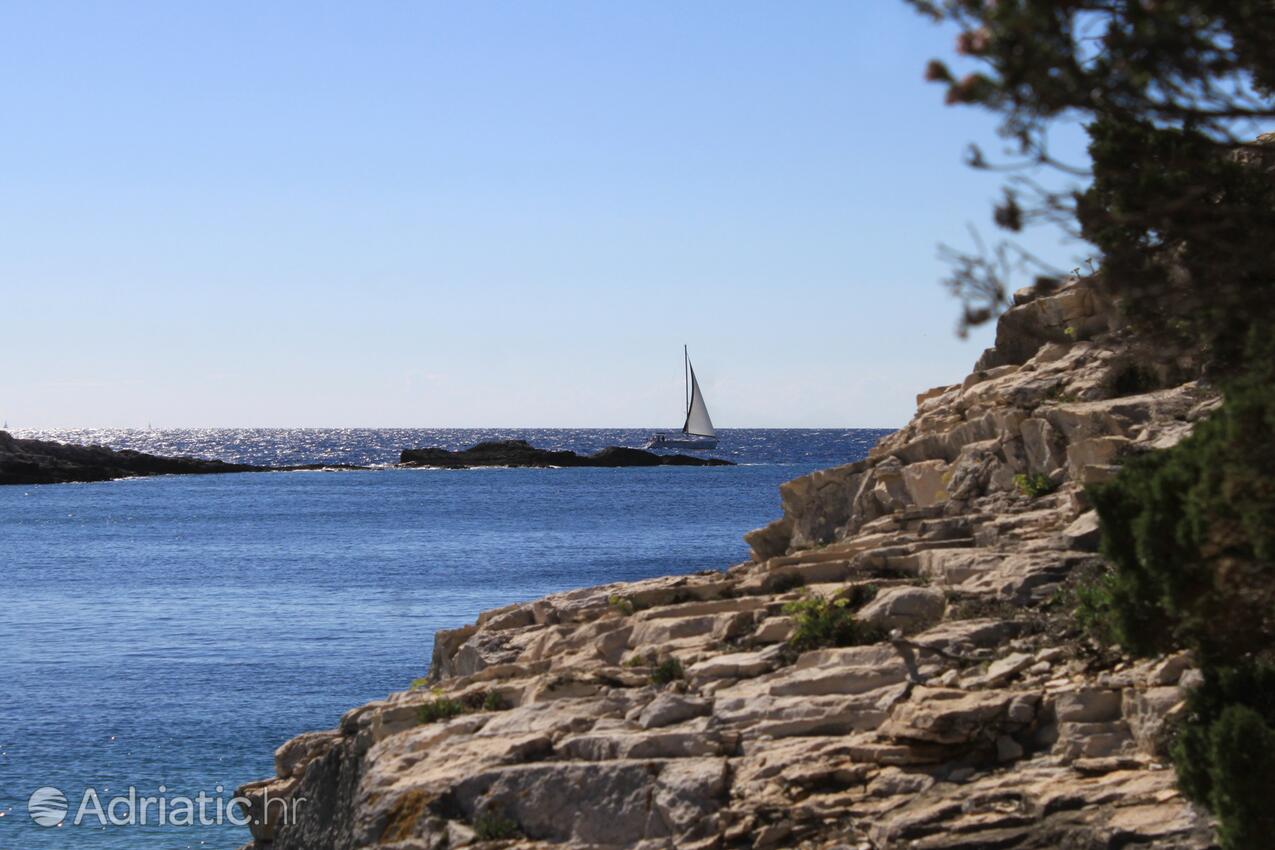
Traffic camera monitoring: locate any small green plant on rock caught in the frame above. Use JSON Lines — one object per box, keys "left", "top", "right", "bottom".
{"left": 783, "top": 593, "right": 883, "bottom": 652}
{"left": 417, "top": 687, "right": 510, "bottom": 725}
{"left": 417, "top": 690, "right": 465, "bottom": 724}
{"left": 1070, "top": 571, "right": 1120, "bottom": 645}
{"left": 1014, "top": 472, "right": 1058, "bottom": 498}
{"left": 473, "top": 811, "right": 521, "bottom": 841}
{"left": 608, "top": 594, "right": 637, "bottom": 616}
{"left": 456, "top": 688, "right": 510, "bottom": 712}
{"left": 650, "top": 657, "right": 684, "bottom": 686}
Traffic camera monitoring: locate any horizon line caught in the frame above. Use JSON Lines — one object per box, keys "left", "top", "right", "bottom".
{"left": 5, "top": 424, "right": 902, "bottom": 432}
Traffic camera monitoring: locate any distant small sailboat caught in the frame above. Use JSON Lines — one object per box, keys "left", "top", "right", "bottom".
{"left": 645, "top": 346, "right": 718, "bottom": 451}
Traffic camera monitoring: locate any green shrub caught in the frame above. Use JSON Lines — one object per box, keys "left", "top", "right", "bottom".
{"left": 1084, "top": 332, "right": 1275, "bottom": 847}
{"left": 417, "top": 693, "right": 465, "bottom": 724}
{"left": 418, "top": 687, "right": 509, "bottom": 724}
{"left": 1172, "top": 661, "right": 1275, "bottom": 793}
{"left": 1171, "top": 664, "right": 1275, "bottom": 850}
{"left": 608, "top": 594, "right": 638, "bottom": 616}
{"left": 1087, "top": 345, "right": 1275, "bottom": 659}
{"left": 1013, "top": 473, "right": 1058, "bottom": 499}
{"left": 650, "top": 657, "right": 684, "bottom": 686}
{"left": 1205, "top": 706, "right": 1275, "bottom": 850}
{"left": 473, "top": 811, "right": 521, "bottom": 841}
{"left": 1070, "top": 571, "right": 1120, "bottom": 645}
{"left": 783, "top": 593, "right": 883, "bottom": 652}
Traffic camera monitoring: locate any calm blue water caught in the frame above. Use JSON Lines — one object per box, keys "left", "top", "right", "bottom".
{"left": 0, "top": 428, "right": 888, "bottom": 849}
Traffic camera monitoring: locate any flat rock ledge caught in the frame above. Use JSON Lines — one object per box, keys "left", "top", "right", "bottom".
{"left": 400, "top": 439, "right": 733, "bottom": 469}
{"left": 0, "top": 431, "right": 366, "bottom": 485}
{"left": 239, "top": 280, "right": 1220, "bottom": 849}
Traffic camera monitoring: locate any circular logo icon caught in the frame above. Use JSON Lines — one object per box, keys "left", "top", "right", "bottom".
{"left": 28, "top": 786, "right": 68, "bottom": 827}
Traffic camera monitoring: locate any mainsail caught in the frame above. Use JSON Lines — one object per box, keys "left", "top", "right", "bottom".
{"left": 682, "top": 360, "right": 716, "bottom": 437}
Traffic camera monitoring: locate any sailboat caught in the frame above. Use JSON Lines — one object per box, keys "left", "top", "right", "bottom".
{"left": 644, "top": 346, "right": 719, "bottom": 451}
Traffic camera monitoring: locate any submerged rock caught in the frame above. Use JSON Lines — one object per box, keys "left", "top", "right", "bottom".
{"left": 399, "top": 439, "right": 733, "bottom": 468}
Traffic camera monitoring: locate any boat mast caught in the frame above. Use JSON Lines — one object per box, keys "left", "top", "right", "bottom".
{"left": 684, "top": 345, "right": 690, "bottom": 428}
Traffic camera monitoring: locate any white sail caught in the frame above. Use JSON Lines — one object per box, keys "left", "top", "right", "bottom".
{"left": 682, "top": 363, "right": 716, "bottom": 437}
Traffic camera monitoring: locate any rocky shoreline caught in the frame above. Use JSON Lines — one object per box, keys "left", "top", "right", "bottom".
{"left": 400, "top": 440, "right": 733, "bottom": 469}
{"left": 239, "top": 279, "right": 1218, "bottom": 848}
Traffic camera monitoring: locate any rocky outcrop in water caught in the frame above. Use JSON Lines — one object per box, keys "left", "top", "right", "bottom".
{"left": 400, "top": 440, "right": 733, "bottom": 469}
{"left": 238, "top": 279, "right": 1220, "bottom": 849}
{"left": 0, "top": 431, "right": 267, "bottom": 485}
{"left": 0, "top": 432, "right": 368, "bottom": 485}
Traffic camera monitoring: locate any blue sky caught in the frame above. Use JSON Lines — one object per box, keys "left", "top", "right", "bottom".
{"left": 0, "top": 3, "right": 1086, "bottom": 428}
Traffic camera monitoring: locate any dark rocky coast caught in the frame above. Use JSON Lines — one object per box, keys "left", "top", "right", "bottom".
{"left": 0, "top": 430, "right": 267, "bottom": 485}
{"left": 0, "top": 432, "right": 728, "bottom": 485}
{"left": 0, "top": 430, "right": 364, "bottom": 485}
{"left": 400, "top": 439, "right": 733, "bottom": 469}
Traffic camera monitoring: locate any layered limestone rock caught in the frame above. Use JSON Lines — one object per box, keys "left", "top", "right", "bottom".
{"left": 237, "top": 279, "right": 1219, "bottom": 849}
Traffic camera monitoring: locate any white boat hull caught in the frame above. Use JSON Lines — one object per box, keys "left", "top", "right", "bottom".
{"left": 644, "top": 434, "right": 718, "bottom": 451}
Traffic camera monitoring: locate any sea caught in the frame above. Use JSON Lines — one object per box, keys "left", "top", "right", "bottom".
{"left": 0, "top": 427, "right": 891, "bottom": 849}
